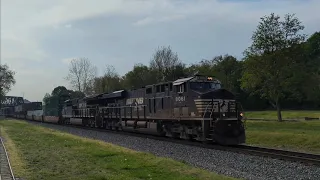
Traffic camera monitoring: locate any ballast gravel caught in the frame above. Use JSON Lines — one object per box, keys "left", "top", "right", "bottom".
{"left": 29, "top": 122, "right": 320, "bottom": 180}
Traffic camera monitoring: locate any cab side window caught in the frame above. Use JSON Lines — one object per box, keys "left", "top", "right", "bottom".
{"left": 176, "top": 83, "right": 187, "bottom": 93}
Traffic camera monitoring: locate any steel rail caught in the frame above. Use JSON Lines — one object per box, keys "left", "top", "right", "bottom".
{"left": 0, "top": 137, "right": 15, "bottom": 180}
{"left": 232, "top": 145, "right": 320, "bottom": 166}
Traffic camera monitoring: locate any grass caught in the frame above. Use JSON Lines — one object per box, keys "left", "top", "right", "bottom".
{"left": 244, "top": 110, "right": 320, "bottom": 153}
{"left": 245, "top": 120, "right": 320, "bottom": 154}
{"left": 0, "top": 120, "right": 237, "bottom": 180}
{"left": 244, "top": 110, "right": 320, "bottom": 120}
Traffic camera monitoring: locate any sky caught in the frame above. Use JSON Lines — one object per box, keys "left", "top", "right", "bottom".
{"left": 1, "top": 0, "right": 319, "bottom": 102}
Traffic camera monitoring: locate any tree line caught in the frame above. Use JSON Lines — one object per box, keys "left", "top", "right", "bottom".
{"left": 63, "top": 13, "right": 320, "bottom": 121}
{"left": 1, "top": 13, "right": 319, "bottom": 121}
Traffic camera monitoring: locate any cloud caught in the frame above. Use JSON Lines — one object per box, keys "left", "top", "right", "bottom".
{"left": 133, "top": 15, "right": 186, "bottom": 26}
{"left": 2, "top": 0, "right": 320, "bottom": 101}
{"left": 61, "top": 57, "right": 76, "bottom": 65}
{"left": 65, "top": 24, "right": 72, "bottom": 28}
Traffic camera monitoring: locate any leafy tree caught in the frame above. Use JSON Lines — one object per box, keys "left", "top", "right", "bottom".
{"left": 0, "top": 64, "right": 16, "bottom": 96}
{"left": 43, "top": 93, "right": 51, "bottom": 105}
{"left": 241, "top": 13, "right": 307, "bottom": 121}
{"left": 305, "top": 32, "right": 320, "bottom": 59}
{"left": 122, "top": 64, "right": 155, "bottom": 89}
{"left": 185, "top": 55, "right": 243, "bottom": 93}
{"left": 185, "top": 59, "right": 215, "bottom": 77}
{"left": 43, "top": 86, "right": 85, "bottom": 116}
{"left": 0, "top": 64, "right": 16, "bottom": 109}
{"left": 300, "top": 32, "right": 320, "bottom": 101}
{"left": 92, "top": 65, "right": 123, "bottom": 94}
{"left": 66, "top": 57, "right": 97, "bottom": 95}
{"left": 211, "top": 55, "right": 243, "bottom": 92}
{"left": 51, "top": 86, "right": 68, "bottom": 97}
{"left": 68, "top": 90, "right": 85, "bottom": 99}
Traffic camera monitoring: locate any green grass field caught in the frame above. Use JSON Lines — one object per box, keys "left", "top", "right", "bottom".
{"left": 0, "top": 120, "right": 236, "bottom": 180}
{"left": 244, "top": 110, "right": 320, "bottom": 120}
{"left": 245, "top": 120, "right": 320, "bottom": 154}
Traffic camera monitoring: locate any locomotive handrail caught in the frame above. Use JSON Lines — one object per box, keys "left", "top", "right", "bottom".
{"left": 100, "top": 105, "right": 147, "bottom": 109}
{"left": 210, "top": 99, "right": 215, "bottom": 119}
{"left": 237, "top": 102, "right": 247, "bottom": 128}
{"left": 203, "top": 101, "right": 213, "bottom": 118}
{"left": 202, "top": 100, "right": 243, "bottom": 120}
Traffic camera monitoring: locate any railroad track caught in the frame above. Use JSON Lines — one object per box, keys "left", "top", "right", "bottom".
{"left": 232, "top": 145, "right": 320, "bottom": 166}
{"left": 18, "top": 119, "right": 320, "bottom": 167}
{"left": 0, "top": 137, "right": 15, "bottom": 180}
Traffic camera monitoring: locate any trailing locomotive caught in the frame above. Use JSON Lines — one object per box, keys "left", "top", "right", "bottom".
{"left": 11, "top": 74, "right": 246, "bottom": 145}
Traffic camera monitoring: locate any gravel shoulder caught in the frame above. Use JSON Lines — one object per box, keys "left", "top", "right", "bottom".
{"left": 30, "top": 121, "right": 320, "bottom": 180}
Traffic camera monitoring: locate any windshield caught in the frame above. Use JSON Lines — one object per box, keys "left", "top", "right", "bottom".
{"left": 190, "top": 82, "right": 221, "bottom": 91}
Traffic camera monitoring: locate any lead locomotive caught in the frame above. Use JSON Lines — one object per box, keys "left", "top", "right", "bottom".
{"left": 61, "top": 74, "right": 245, "bottom": 145}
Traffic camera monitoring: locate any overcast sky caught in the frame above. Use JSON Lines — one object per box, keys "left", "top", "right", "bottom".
{"left": 2, "top": 0, "right": 319, "bottom": 102}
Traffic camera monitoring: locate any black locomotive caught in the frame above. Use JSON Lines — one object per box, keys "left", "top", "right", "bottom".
{"left": 61, "top": 74, "right": 246, "bottom": 145}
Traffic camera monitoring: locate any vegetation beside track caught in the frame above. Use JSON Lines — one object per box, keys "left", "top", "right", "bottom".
{"left": 244, "top": 110, "right": 320, "bottom": 120}
{"left": 245, "top": 120, "right": 320, "bottom": 154}
{"left": 0, "top": 120, "right": 236, "bottom": 180}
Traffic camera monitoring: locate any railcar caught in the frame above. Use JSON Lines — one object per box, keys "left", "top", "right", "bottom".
{"left": 26, "top": 102, "right": 43, "bottom": 121}
{"left": 62, "top": 74, "right": 245, "bottom": 145}
{"left": 0, "top": 107, "right": 14, "bottom": 117}
{"left": 14, "top": 102, "right": 33, "bottom": 119}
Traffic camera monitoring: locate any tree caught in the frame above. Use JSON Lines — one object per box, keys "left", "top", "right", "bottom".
{"left": 92, "top": 65, "right": 123, "bottom": 94}
{"left": 301, "top": 32, "right": 320, "bottom": 101}
{"left": 211, "top": 55, "right": 243, "bottom": 92}
{"left": 123, "top": 64, "right": 155, "bottom": 89}
{"left": 0, "top": 64, "right": 16, "bottom": 108}
{"left": 185, "top": 55, "right": 243, "bottom": 93}
{"left": 68, "top": 90, "right": 85, "bottom": 99}
{"left": 186, "top": 59, "right": 214, "bottom": 76}
{"left": 43, "top": 93, "right": 51, "bottom": 105}
{"left": 149, "top": 46, "right": 186, "bottom": 82}
{"left": 241, "top": 13, "right": 307, "bottom": 121}
{"left": 51, "top": 86, "right": 68, "bottom": 97}
{"left": 43, "top": 86, "right": 85, "bottom": 116}
{"left": 66, "top": 57, "right": 97, "bottom": 95}
{"left": 305, "top": 31, "right": 320, "bottom": 59}
{"left": 43, "top": 86, "right": 85, "bottom": 106}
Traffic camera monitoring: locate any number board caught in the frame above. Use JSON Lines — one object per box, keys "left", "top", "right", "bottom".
{"left": 175, "top": 96, "right": 186, "bottom": 102}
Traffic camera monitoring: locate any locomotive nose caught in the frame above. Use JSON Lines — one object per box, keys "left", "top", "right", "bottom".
{"left": 199, "top": 89, "right": 235, "bottom": 100}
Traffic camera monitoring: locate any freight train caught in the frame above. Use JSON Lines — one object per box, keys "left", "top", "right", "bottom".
{"left": 9, "top": 74, "right": 246, "bottom": 145}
